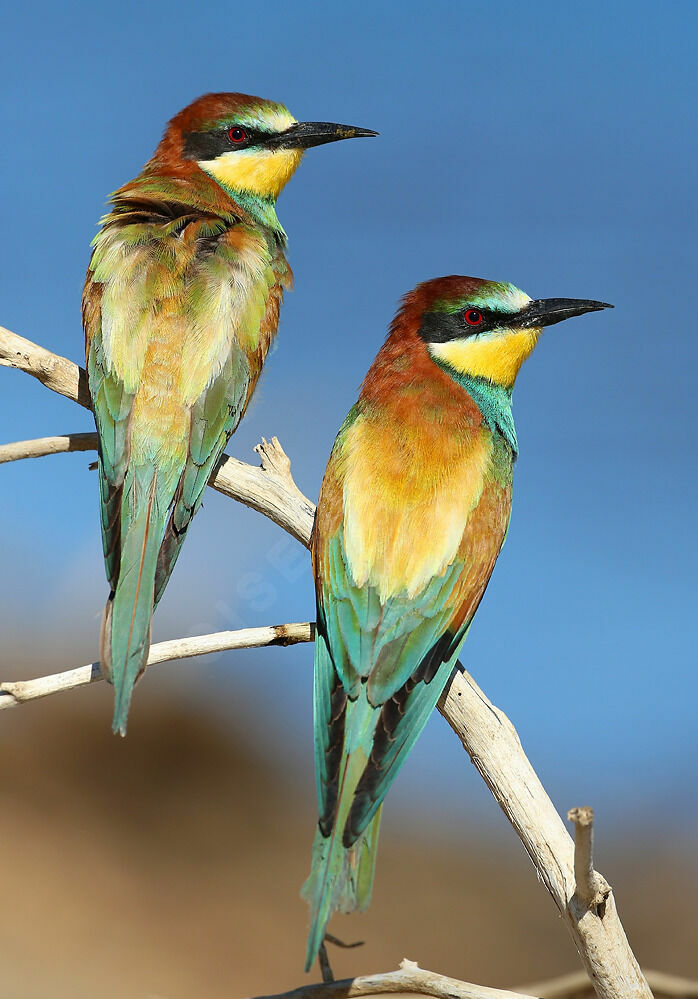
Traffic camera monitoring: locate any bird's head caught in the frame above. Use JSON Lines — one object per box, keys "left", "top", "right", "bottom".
{"left": 150, "top": 92, "right": 377, "bottom": 200}
{"left": 408, "top": 275, "right": 612, "bottom": 390}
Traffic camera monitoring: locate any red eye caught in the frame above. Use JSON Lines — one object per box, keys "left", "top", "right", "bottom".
{"left": 228, "top": 126, "right": 247, "bottom": 144}
{"left": 464, "top": 308, "right": 484, "bottom": 326}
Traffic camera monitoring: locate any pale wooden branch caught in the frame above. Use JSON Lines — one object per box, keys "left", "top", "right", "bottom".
{"left": 439, "top": 671, "right": 651, "bottom": 999}
{"left": 215, "top": 441, "right": 315, "bottom": 548}
{"left": 258, "top": 962, "right": 698, "bottom": 999}
{"left": 0, "top": 432, "right": 96, "bottom": 464}
{"left": 0, "top": 622, "right": 313, "bottom": 711}
{"left": 248, "top": 958, "right": 540, "bottom": 999}
{"left": 2, "top": 327, "right": 657, "bottom": 999}
{"left": 567, "top": 807, "right": 611, "bottom": 912}
{"left": 0, "top": 325, "right": 90, "bottom": 406}
{"left": 250, "top": 960, "right": 698, "bottom": 999}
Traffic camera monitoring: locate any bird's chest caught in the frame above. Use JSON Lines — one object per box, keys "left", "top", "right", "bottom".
{"left": 341, "top": 413, "right": 494, "bottom": 600}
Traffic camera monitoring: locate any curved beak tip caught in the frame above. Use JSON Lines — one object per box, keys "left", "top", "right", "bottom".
{"left": 521, "top": 298, "right": 614, "bottom": 329}
{"left": 274, "top": 121, "right": 379, "bottom": 149}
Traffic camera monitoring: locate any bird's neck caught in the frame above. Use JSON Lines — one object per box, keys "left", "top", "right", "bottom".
{"left": 433, "top": 364, "right": 518, "bottom": 456}
{"left": 223, "top": 186, "right": 286, "bottom": 235}
{"left": 359, "top": 325, "right": 518, "bottom": 454}
{"left": 113, "top": 168, "right": 287, "bottom": 239}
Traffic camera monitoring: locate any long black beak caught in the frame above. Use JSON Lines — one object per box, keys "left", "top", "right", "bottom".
{"left": 267, "top": 121, "right": 379, "bottom": 150}
{"left": 519, "top": 298, "right": 614, "bottom": 328}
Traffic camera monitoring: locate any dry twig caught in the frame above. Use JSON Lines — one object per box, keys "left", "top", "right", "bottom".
{"left": 0, "top": 623, "right": 313, "bottom": 710}
{"left": 0, "top": 432, "right": 96, "bottom": 464}
{"left": 567, "top": 808, "right": 611, "bottom": 913}
{"left": 0, "top": 324, "right": 90, "bottom": 405}
{"left": 440, "top": 673, "right": 650, "bottom": 998}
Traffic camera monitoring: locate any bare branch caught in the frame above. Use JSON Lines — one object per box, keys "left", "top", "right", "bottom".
{"left": 247, "top": 958, "right": 541, "bottom": 999}
{"left": 439, "top": 670, "right": 651, "bottom": 999}
{"left": 0, "top": 622, "right": 313, "bottom": 711}
{"left": 567, "top": 807, "right": 611, "bottom": 913}
{"left": 0, "top": 432, "right": 97, "bottom": 464}
{"left": 213, "top": 440, "right": 314, "bottom": 548}
{"left": 0, "top": 325, "right": 90, "bottom": 406}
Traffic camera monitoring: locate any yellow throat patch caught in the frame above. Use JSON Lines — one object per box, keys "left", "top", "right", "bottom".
{"left": 199, "top": 147, "right": 304, "bottom": 199}
{"left": 428, "top": 327, "right": 542, "bottom": 388}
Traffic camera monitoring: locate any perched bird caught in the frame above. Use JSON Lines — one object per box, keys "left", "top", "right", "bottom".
{"left": 303, "top": 275, "right": 612, "bottom": 969}
{"left": 83, "top": 93, "right": 376, "bottom": 735}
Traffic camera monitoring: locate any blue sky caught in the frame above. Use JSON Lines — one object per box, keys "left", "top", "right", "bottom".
{"left": 1, "top": 1, "right": 697, "bottom": 830}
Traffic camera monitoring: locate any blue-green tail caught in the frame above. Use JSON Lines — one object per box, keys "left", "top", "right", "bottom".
{"left": 302, "top": 688, "right": 385, "bottom": 973}
{"left": 302, "top": 804, "right": 382, "bottom": 973}
{"left": 100, "top": 472, "right": 167, "bottom": 736}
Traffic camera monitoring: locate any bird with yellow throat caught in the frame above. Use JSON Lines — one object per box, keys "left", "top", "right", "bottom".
{"left": 83, "top": 93, "right": 376, "bottom": 735}
{"left": 303, "top": 274, "right": 612, "bottom": 970}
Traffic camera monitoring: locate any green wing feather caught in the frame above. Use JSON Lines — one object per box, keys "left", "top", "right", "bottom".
{"left": 154, "top": 343, "right": 250, "bottom": 604}
{"left": 86, "top": 335, "right": 134, "bottom": 589}
{"left": 315, "top": 527, "right": 469, "bottom": 823}
{"left": 304, "top": 524, "right": 475, "bottom": 971}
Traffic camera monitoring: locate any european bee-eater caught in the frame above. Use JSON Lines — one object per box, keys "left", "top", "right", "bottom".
{"left": 83, "top": 92, "right": 376, "bottom": 735}
{"left": 303, "top": 275, "right": 612, "bottom": 969}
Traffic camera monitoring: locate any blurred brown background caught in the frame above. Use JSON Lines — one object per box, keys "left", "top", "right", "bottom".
{"left": 1, "top": 681, "right": 695, "bottom": 999}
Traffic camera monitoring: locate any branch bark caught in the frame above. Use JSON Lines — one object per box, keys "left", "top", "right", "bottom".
{"left": 0, "top": 432, "right": 97, "bottom": 464}
{"left": 0, "top": 325, "right": 90, "bottom": 406}
{"left": 439, "top": 672, "right": 650, "bottom": 998}
{"left": 0, "top": 623, "right": 313, "bottom": 710}
{"left": 2, "top": 327, "right": 655, "bottom": 999}
{"left": 567, "top": 807, "right": 611, "bottom": 913}
{"left": 247, "top": 958, "right": 541, "bottom": 999}
{"left": 250, "top": 961, "right": 698, "bottom": 999}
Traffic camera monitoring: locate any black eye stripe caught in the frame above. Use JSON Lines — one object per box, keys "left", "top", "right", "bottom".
{"left": 418, "top": 309, "right": 520, "bottom": 344}
{"left": 182, "top": 126, "right": 272, "bottom": 161}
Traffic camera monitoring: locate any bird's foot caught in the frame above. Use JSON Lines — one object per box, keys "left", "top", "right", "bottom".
{"left": 317, "top": 933, "right": 365, "bottom": 983}
{"left": 318, "top": 942, "right": 334, "bottom": 983}
{"left": 324, "top": 932, "right": 364, "bottom": 950}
